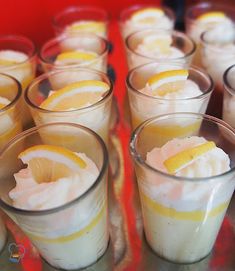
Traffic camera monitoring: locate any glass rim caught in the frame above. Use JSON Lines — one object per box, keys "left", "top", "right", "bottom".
{"left": 223, "top": 64, "right": 235, "bottom": 95}
{"left": 52, "top": 5, "right": 109, "bottom": 30}
{"left": 126, "top": 63, "right": 214, "bottom": 101}
{"left": 125, "top": 29, "right": 196, "bottom": 61}
{"left": 185, "top": 2, "right": 234, "bottom": 25}
{"left": 119, "top": 4, "right": 175, "bottom": 24}
{"left": 39, "top": 32, "right": 109, "bottom": 67}
{"left": 0, "top": 34, "right": 37, "bottom": 70}
{"left": 200, "top": 28, "right": 235, "bottom": 55}
{"left": 130, "top": 112, "right": 235, "bottom": 182}
{"left": 25, "top": 67, "right": 113, "bottom": 113}
{"left": 0, "top": 73, "right": 22, "bottom": 113}
{"left": 0, "top": 122, "right": 109, "bottom": 216}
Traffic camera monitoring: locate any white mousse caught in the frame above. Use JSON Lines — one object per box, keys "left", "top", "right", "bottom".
{"left": 138, "top": 136, "right": 233, "bottom": 263}
{"left": 9, "top": 152, "right": 108, "bottom": 270}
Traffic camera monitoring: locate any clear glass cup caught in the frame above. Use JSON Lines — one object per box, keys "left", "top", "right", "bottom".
{"left": 0, "top": 122, "right": 109, "bottom": 270}
{"left": 119, "top": 4, "right": 175, "bottom": 39}
{"left": 130, "top": 112, "right": 235, "bottom": 263}
{"left": 125, "top": 29, "right": 196, "bottom": 70}
{"left": 185, "top": 3, "right": 235, "bottom": 67}
{"left": 223, "top": 64, "right": 235, "bottom": 128}
{"left": 0, "top": 35, "right": 37, "bottom": 127}
{"left": 0, "top": 73, "right": 22, "bottom": 150}
{"left": 25, "top": 68, "right": 113, "bottom": 145}
{"left": 39, "top": 33, "right": 109, "bottom": 73}
{"left": 127, "top": 62, "right": 213, "bottom": 129}
{"left": 52, "top": 6, "right": 109, "bottom": 38}
{"left": 200, "top": 28, "right": 235, "bottom": 118}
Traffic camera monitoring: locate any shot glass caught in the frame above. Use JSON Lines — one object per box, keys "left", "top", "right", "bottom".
{"left": 0, "top": 35, "right": 37, "bottom": 127}
{"left": 223, "top": 65, "right": 235, "bottom": 128}
{"left": 125, "top": 29, "right": 196, "bottom": 70}
{"left": 130, "top": 112, "right": 235, "bottom": 263}
{"left": 127, "top": 62, "right": 213, "bottom": 129}
{"left": 39, "top": 33, "right": 109, "bottom": 73}
{"left": 52, "top": 6, "right": 109, "bottom": 38}
{"left": 185, "top": 3, "right": 235, "bottom": 67}
{"left": 200, "top": 28, "right": 235, "bottom": 118}
{"left": 119, "top": 4, "right": 175, "bottom": 39}
{"left": 25, "top": 68, "right": 113, "bottom": 145}
{"left": 0, "top": 122, "right": 109, "bottom": 270}
{"left": 0, "top": 73, "right": 22, "bottom": 150}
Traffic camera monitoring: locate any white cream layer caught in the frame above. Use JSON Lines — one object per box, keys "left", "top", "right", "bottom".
{"left": 9, "top": 153, "right": 99, "bottom": 210}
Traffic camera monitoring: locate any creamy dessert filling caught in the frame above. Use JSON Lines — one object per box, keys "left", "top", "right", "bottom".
{"left": 123, "top": 7, "right": 174, "bottom": 38}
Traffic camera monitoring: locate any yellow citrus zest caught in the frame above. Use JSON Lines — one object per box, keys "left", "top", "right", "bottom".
{"left": 131, "top": 7, "right": 164, "bottom": 23}
{"left": 56, "top": 51, "right": 97, "bottom": 63}
{"left": 0, "top": 59, "right": 18, "bottom": 66}
{"left": 164, "top": 141, "right": 216, "bottom": 174}
{"left": 19, "top": 144, "right": 87, "bottom": 183}
{"left": 68, "top": 21, "right": 105, "bottom": 34}
{"left": 198, "top": 11, "right": 226, "bottom": 22}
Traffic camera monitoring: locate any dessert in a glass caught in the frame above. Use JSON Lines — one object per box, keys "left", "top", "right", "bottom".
{"left": 0, "top": 35, "right": 36, "bottom": 127}
{"left": 0, "top": 73, "right": 22, "bottom": 149}
{"left": 223, "top": 64, "right": 235, "bottom": 128}
{"left": 130, "top": 112, "right": 235, "bottom": 263}
{"left": 127, "top": 62, "right": 213, "bottom": 129}
{"left": 119, "top": 5, "right": 175, "bottom": 39}
{"left": 125, "top": 29, "right": 196, "bottom": 70}
{"left": 39, "top": 33, "right": 108, "bottom": 73}
{"left": 52, "top": 6, "right": 108, "bottom": 38}
{"left": 185, "top": 2, "right": 235, "bottom": 66}
{"left": 200, "top": 27, "right": 235, "bottom": 117}
{"left": 25, "top": 68, "right": 113, "bottom": 145}
{"left": 0, "top": 122, "right": 109, "bottom": 270}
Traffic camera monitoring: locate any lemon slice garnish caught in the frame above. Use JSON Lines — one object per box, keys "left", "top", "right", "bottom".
{"left": 164, "top": 141, "right": 216, "bottom": 174}
{"left": 0, "top": 59, "right": 18, "bottom": 66}
{"left": 68, "top": 21, "right": 105, "bottom": 34}
{"left": 197, "top": 11, "right": 226, "bottom": 22}
{"left": 131, "top": 7, "right": 164, "bottom": 24}
{"left": 40, "top": 80, "right": 109, "bottom": 111}
{"left": 147, "top": 69, "right": 189, "bottom": 96}
{"left": 56, "top": 50, "right": 97, "bottom": 64}
{"left": 19, "top": 145, "right": 87, "bottom": 183}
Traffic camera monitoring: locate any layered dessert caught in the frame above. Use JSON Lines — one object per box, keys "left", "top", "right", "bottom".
{"left": 187, "top": 11, "right": 234, "bottom": 67}
{"left": 0, "top": 50, "right": 35, "bottom": 90}
{"left": 128, "top": 69, "right": 208, "bottom": 129}
{"left": 28, "top": 79, "right": 112, "bottom": 144}
{"left": 0, "top": 216, "right": 6, "bottom": 253}
{"left": 138, "top": 136, "right": 233, "bottom": 263}
{"left": 40, "top": 33, "right": 108, "bottom": 73}
{"left": 0, "top": 96, "right": 22, "bottom": 149}
{"left": 121, "top": 7, "right": 174, "bottom": 39}
{"left": 126, "top": 31, "right": 194, "bottom": 70}
{"left": 9, "top": 144, "right": 108, "bottom": 270}
{"left": 201, "top": 27, "right": 235, "bottom": 90}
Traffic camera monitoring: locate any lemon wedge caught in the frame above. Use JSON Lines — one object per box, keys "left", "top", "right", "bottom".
{"left": 164, "top": 141, "right": 216, "bottom": 174}
{"left": 197, "top": 11, "right": 226, "bottom": 22}
{"left": 56, "top": 50, "right": 97, "bottom": 64}
{"left": 147, "top": 69, "right": 189, "bottom": 96}
{"left": 40, "top": 80, "right": 109, "bottom": 111}
{"left": 68, "top": 21, "right": 105, "bottom": 34}
{"left": 131, "top": 7, "right": 164, "bottom": 23}
{"left": 18, "top": 145, "right": 87, "bottom": 183}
